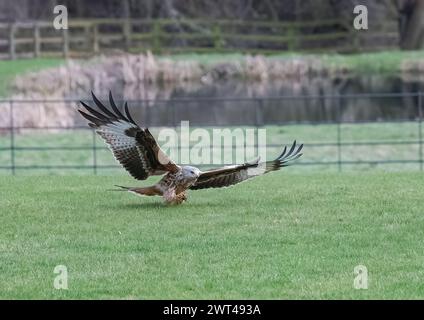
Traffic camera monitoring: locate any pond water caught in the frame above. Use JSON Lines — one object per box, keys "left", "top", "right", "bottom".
{"left": 75, "top": 74, "right": 424, "bottom": 127}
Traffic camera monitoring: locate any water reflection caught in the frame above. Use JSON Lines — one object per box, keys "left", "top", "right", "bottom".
{"left": 72, "top": 74, "right": 424, "bottom": 126}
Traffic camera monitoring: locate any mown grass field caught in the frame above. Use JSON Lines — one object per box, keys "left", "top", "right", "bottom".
{"left": 0, "top": 172, "right": 423, "bottom": 299}
{"left": 1, "top": 52, "right": 423, "bottom": 299}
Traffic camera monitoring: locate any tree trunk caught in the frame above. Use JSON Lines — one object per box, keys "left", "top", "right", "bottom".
{"left": 400, "top": 0, "right": 424, "bottom": 49}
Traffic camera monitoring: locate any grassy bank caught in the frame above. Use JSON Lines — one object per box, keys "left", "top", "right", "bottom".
{"left": 1, "top": 50, "right": 422, "bottom": 97}
{"left": 320, "top": 50, "right": 424, "bottom": 74}
{"left": 1, "top": 172, "right": 423, "bottom": 299}
{"left": 164, "top": 50, "right": 424, "bottom": 74}
{"left": 0, "top": 58, "right": 64, "bottom": 97}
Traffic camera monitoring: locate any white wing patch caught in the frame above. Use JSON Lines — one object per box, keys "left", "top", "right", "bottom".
{"left": 95, "top": 121, "right": 151, "bottom": 178}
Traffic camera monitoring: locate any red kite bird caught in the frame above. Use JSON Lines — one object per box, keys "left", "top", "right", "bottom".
{"left": 78, "top": 92, "right": 303, "bottom": 205}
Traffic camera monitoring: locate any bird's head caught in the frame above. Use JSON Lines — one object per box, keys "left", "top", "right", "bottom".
{"left": 182, "top": 166, "right": 201, "bottom": 180}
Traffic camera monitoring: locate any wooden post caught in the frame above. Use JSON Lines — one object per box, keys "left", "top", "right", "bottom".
{"left": 123, "top": 18, "right": 131, "bottom": 51}
{"left": 351, "top": 28, "right": 360, "bottom": 53}
{"left": 9, "top": 23, "right": 16, "bottom": 60}
{"left": 93, "top": 23, "right": 99, "bottom": 54}
{"left": 83, "top": 25, "right": 90, "bottom": 53}
{"left": 255, "top": 98, "right": 264, "bottom": 127}
{"left": 92, "top": 129, "right": 97, "bottom": 175}
{"left": 419, "top": 92, "right": 423, "bottom": 171}
{"left": 336, "top": 94, "right": 342, "bottom": 172}
{"left": 287, "top": 27, "right": 297, "bottom": 51}
{"left": 62, "top": 28, "right": 69, "bottom": 58}
{"left": 33, "top": 23, "right": 40, "bottom": 58}
{"left": 152, "top": 20, "right": 162, "bottom": 53}
{"left": 9, "top": 100, "right": 15, "bottom": 175}
{"left": 213, "top": 24, "right": 222, "bottom": 50}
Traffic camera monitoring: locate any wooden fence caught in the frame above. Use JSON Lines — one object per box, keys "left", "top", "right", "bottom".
{"left": 0, "top": 18, "right": 399, "bottom": 59}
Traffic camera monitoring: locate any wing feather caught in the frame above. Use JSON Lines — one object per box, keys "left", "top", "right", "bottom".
{"left": 108, "top": 90, "right": 129, "bottom": 121}
{"left": 79, "top": 92, "right": 179, "bottom": 180}
{"left": 191, "top": 141, "right": 303, "bottom": 190}
{"left": 124, "top": 102, "right": 138, "bottom": 125}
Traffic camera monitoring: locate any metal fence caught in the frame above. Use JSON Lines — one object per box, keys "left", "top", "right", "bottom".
{"left": 0, "top": 92, "right": 423, "bottom": 174}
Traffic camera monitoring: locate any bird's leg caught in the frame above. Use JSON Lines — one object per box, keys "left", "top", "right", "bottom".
{"left": 163, "top": 189, "right": 187, "bottom": 205}
{"left": 175, "top": 191, "right": 188, "bottom": 203}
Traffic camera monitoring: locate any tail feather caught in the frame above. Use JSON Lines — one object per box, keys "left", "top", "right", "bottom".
{"left": 108, "top": 185, "right": 131, "bottom": 191}
{"left": 115, "top": 185, "right": 130, "bottom": 190}
{"left": 109, "top": 185, "right": 162, "bottom": 196}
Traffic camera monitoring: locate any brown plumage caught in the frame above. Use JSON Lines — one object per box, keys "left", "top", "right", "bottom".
{"left": 79, "top": 92, "right": 303, "bottom": 205}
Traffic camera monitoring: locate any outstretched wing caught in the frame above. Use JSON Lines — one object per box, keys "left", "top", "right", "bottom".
{"left": 190, "top": 140, "right": 303, "bottom": 190}
{"left": 78, "top": 91, "right": 179, "bottom": 180}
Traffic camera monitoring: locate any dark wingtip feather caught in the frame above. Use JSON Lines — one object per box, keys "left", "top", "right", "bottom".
{"left": 282, "top": 152, "right": 302, "bottom": 164}
{"left": 78, "top": 109, "right": 103, "bottom": 127}
{"left": 79, "top": 100, "right": 110, "bottom": 121}
{"left": 277, "top": 146, "right": 287, "bottom": 159}
{"left": 297, "top": 144, "right": 304, "bottom": 154}
{"left": 282, "top": 144, "right": 304, "bottom": 162}
{"left": 124, "top": 102, "right": 137, "bottom": 125}
{"left": 109, "top": 91, "right": 128, "bottom": 121}
{"left": 265, "top": 141, "right": 304, "bottom": 173}
{"left": 285, "top": 140, "right": 297, "bottom": 158}
{"left": 91, "top": 91, "right": 117, "bottom": 119}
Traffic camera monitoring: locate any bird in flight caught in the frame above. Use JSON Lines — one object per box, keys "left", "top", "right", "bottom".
{"left": 78, "top": 92, "right": 303, "bottom": 205}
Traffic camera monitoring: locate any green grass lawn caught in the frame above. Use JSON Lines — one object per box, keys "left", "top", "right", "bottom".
{"left": 0, "top": 172, "right": 423, "bottom": 299}
{"left": 1, "top": 122, "right": 422, "bottom": 174}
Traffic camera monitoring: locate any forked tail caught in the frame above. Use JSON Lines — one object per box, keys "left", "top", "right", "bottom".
{"left": 110, "top": 185, "right": 162, "bottom": 196}
{"left": 111, "top": 185, "right": 131, "bottom": 191}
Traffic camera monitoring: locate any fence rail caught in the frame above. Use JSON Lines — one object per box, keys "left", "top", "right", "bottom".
{"left": 0, "top": 18, "right": 399, "bottom": 59}
{"left": 0, "top": 92, "right": 424, "bottom": 174}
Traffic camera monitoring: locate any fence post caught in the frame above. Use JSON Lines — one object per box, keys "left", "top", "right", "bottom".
{"left": 9, "top": 101, "right": 15, "bottom": 175}
{"left": 84, "top": 25, "right": 91, "bottom": 53}
{"left": 33, "top": 23, "right": 40, "bottom": 58}
{"left": 287, "top": 26, "right": 298, "bottom": 51}
{"left": 351, "top": 28, "right": 360, "bottom": 52}
{"left": 123, "top": 18, "right": 132, "bottom": 51}
{"left": 9, "top": 23, "right": 16, "bottom": 60}
{"left": 93, "top": 23, "right": 99, "bottom": 54}
{"left": 92, "top": 129, "right": 97, "bottom": 175}
{"left": 336, "top": 94, "right": 342, "bottom": 172}
{"left": 172, "top": 100, "right": 177, "bottom": 128}
{"left": 62, "top": 28, "right": 69, "bottom": 58}
{"left": 213, "top": 24, "right": 223, "bottom": 50}
{"left": 419, "top": 92, "right": 423, "bottom": 171}
{"left": 255, "top": 98, "right": 264, "bottom": 127}
{"left": 254, "top": 99, "right": 264, "bottom": 162}
{"left": 152, "top": 20, "right": 162, "bottom": 53}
